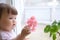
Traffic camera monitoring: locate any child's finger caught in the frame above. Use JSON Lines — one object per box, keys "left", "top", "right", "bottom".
{"left": 24, "top": 25, "right": 30, "bottom": 29}
{"left": 23, "top": 25, "right": 31, "bottom": 32}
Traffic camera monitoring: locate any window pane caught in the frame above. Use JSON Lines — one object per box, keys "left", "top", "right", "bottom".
{"left": 24, "top": 7, "right": 51, "bottom": 23}
{"left": 52, "top": 7, "right": 60, "bottom": 21}
{"left": 24, "top": 0, "right": 52, "bottom": 7}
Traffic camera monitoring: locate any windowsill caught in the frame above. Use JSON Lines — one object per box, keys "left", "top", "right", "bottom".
{"left": 37, "top": 21, "right": 52, "bottom": 25}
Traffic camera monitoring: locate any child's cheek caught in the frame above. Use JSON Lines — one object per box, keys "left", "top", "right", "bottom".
{"left": 3, "top": 19, "right": 12, "bottom": 27}
{"left": 6, "top": 20, "right": 12, "bottom": 26}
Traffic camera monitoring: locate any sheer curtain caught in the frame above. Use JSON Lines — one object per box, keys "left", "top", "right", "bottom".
{"left": 11, "top": 0, "right": 24, "bottom": 35}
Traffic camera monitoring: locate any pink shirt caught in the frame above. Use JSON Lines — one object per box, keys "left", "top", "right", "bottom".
{"left": 0, "top": 30, "right": 16, "bottom": 40}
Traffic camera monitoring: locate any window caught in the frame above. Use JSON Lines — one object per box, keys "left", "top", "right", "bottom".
{"left": 12, "top": 0, "right": 60, "bottom": 34}
{"left": 23, "top": 0, "right": 60, "bottom": 24}
{"left": 24, "top": 7, "right": 51, "bottom": 24}
{"left": 12, "top": 0, "right": 60, "bottom": 24}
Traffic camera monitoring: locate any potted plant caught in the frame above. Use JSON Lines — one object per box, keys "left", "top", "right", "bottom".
{"left": 44, "top": 20, "right": 60, "bottom": 40}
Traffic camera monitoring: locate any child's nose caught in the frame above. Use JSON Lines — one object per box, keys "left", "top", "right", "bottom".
{"left": 13, "top": 20, "right": 16, "bottom": 24}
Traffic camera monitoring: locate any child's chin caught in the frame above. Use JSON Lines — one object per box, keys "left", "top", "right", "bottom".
{"left": 13, "top": 25, "right": 16, "bottom": 27}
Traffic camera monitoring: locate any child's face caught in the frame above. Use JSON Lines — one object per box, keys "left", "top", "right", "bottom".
{"left": 0, "top": 11, "right": 17, "bottom": 32}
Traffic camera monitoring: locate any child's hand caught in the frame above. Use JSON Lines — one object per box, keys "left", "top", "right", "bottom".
{"left": 21, "top": 25, "right": 31, "bottom": 37}
{"left": 15, "top": 25, "right": 31, "bottom": 40}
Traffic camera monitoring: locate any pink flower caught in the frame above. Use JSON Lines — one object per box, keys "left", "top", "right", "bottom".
{"left": 27, "top": 16, "right": 37, "bottom": 31}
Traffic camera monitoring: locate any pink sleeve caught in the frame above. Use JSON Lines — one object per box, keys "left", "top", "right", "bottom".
{"left": 0, "top": 33, "right": 11, "bottom": 40}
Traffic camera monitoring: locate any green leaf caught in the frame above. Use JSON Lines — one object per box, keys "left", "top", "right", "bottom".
{"left": 50, "top": 32, "right": 53, "bottom": 37}
{"left": 58, "top": 21, "right": 60, "bottom": 25}
{"left": 58, "top": 21, "right": 60, "bottom": 29}
{"left": 44, "top": 25, "right": 51, "bottom": 33}
{"left": 52, "top": 33, "right": 56, "bottom": 40}
{"left": 51, "top": 25, "right": 58, "bottom": 33}
{"left": 50, "top": 28, "right": 54, "bottom": 33}
{"left": 58, "top": 25, "right": 60, "bottom": 29}
{"left": 52, "top": 20, "right": 57, "bottom": 25}
{"left": 44, "top": 20, "right": 59, "bottom": 40}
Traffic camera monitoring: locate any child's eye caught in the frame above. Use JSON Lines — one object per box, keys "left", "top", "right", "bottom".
{"left": 9, "top": 17, "right": 16, "bottom": 20}
{"left": 9, "top": 18, "right": 13, "bottom": 19}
